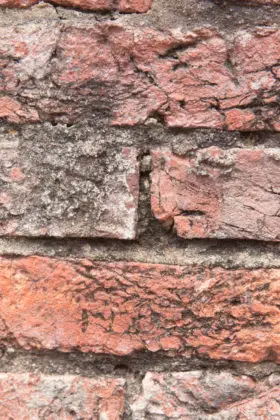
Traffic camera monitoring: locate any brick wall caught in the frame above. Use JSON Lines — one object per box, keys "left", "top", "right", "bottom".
{"left": 1, "top": 0, "right": 280, "bottom": 418}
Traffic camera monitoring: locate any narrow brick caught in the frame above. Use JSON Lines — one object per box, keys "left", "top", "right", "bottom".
{"left": 0, "top": 373, "right": 125, "bottom": 419}
{"left": 151, "top": 147, "right": 280, "bottom": 241}
{"left": 0, "top": 0, "right": 152, "bottom": 12}
{"left": 2, "top": 23, "right": 280, "bottom": 129}
{"left": 131, "top": 372, "right": 280, "bottom": 419}
{"left": 1, "top": 256, "right": 280, "bottom": 363}
{"left": 0, "top": 135, "right": 139, "bottom": 239}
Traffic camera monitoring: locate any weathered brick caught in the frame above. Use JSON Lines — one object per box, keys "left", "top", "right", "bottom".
{"left": 2, "top": 23, "right": 280, "bottom": 129}
{"left": 118, "top": 0, "right": 152, "bottom": 12}
{"left": 151, "top": 147, "right": 280, "bottom": 241}
{"left": 0, "top": 97, "right": 39, "bottom": 123}
{"left": 208, "top": 390, "right": 280, "bottom": 420}
{"left": 0, "top": 0, "right": 152, "bottom": 12}
{"left": 0, "top": 373, "right": 125, "bottom": 419}
{"left": 1, "top": 256, "right": 280, "bottom": 362}
{"left": 0, "top": 134, "right": 139, "bottom": 238}
{"left": 131, "top": 371, "right": 256, "bottom": 419}
{"left": 238, "top": 0, "right": 280, "bottom": 3}
{"left": 131, "top": 372, "right": 280, "bottom": 419}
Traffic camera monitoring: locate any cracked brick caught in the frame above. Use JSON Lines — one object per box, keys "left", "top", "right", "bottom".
{"left": 2, "top": 23, "right": 280, "bottom": 129}
{"left": 131, "top": 371, "right": 280, "bottom": 420}
{"left": 0, "top": 373, "right": 125, "bottom": 419}
{"left": 151, "top": 147, "right": 280, "bottom": 241}
{"left": 1, "top": 256, "right": 280, "bottom": 363}
{"left": 0, "top": 135, "right": 139, "bottom": 239}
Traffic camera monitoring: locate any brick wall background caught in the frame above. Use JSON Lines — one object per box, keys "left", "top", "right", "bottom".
{"left": 1, "top": 0, "right": 280, "bottom": 418}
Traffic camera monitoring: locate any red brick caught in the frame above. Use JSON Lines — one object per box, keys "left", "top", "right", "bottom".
{"left": 0, "top": 373, "right": 125, "bottom": 419}
{"left": 118, "top": 0, "right": 152, "bottom": 12}
{"left": 1, "top": 256, "right": 280, "bottom": 363}
{"left": 0, "top": 97, "right": 39, "bottom": 124}
{"left": 131, "top": 372, "right": 280, "bottom": 419}
{"left": 151, "top": 147, "right": 280, "bottom": 241}
{"left": 2, "top": 24, "right": 280, "bottom": 129}
{"left": 0, "top": 138, "right": 139, "bottom": 239}
{"left": 0, "top": 0, "right": 151, "bottom": 11}
{"left": 211, "top": 390, "right": 280, "bottom": 420}
{"left": 132, "top": 371, "right": 255, "bottom": 418}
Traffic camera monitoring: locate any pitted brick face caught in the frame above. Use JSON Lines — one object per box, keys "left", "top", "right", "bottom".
{"left": 0, "top": 136, "right": 139, "bottom": 239}
{"left": 2, "top": 0, "right": 280, "bottom": 416}
{"left": 0, "top": 0, "right": 152, "bottom": 11}
{"left": 151, "top": 148, "right": 280, "bottom": 241}
{"left": 2, "top": 23, "right": 280, "bottom": 129}
{"left": 131, "top": 372, "right": 280, "bottom": 419}
{"left": 0, "top": 373, "right": 125, "bottom": 419}
{"left": 1, "top": 256, "right": 280, "bottom": 363}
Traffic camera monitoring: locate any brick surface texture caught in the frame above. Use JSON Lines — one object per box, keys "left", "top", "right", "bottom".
{"left": 0, "top": 373, "right": 125, "bottom": 419}
{"left": 1, "top": 256, "right": 280, "bottom": 363}
{"left": 243, "top": 0, "right": 280, "bottom": 3}
{"left": 0, "top": 0, "right": 152, "bottom": 11}
{"left": 1, "top": 0, "right": 280, "bottom": 418}
{"left": 151, "top": 147, "right": 280, "bottom": 240}
{"left": 131, "top": 372, "right": 280, "bottom": 419}
{"left": 2, "top": 23, "right": 280, "bottom": 130}
{"left": 0, "top": 140, "right": 139, "bottom": 239}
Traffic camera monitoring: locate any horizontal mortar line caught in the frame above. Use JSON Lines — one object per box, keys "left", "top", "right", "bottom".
{"left": 0, "top": 237, "right": 280, "bottom": 268}
{"left": 2, "top": 122, "right": 280, "bottom": 149}
{"left": 0, "top": 349, "right": 278, "bottom": 377}
{"left": 1, "top": 5, "right": 280, "bottom": 27}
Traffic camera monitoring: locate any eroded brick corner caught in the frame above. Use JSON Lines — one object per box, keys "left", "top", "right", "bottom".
{"left": 151, "top": 147, "right": 280, "bottom": 241}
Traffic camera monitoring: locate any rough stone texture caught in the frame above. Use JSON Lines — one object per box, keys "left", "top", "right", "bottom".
{"left": 151, "top": 147, "right": 280, "bottom": 241}
{"left": 0, "top": 0, "right": 152, "bottom": 12}
{"left": 1, "top": 256, "right": 280, "bottom": 362}
{"left": 0, "top": 373, "right": 125, "bottom": 419}
{"left": 207, "top": 389, "right": 280, "bottom": 420}
{"left": 2, "top": 22, "right": 280, "bottom": 129}
{"left": 2, "top": 0, "right": 280, "bottom": 416}
{"left": 0, "top": 133, "right": 139, "bottom": 238}
{"left": 131, "top": 371, "right": 280, "bottom": 419}
{"left": 118, "top": 0, "right": 152, "bottom": 12}
{"left": 131, "top": 371, "right": 254, "bottom": 418}
{"left": 239, "top": 0, "right": 280, "bottom": 3}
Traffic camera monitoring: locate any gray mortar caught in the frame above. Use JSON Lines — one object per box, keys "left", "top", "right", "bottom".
{"left": 1, "top": 123, "right": 280, "bottom": 268}
{"left": 1, "top": 0, "right": 280, "bottom": 413}
{"left": 0, "top": 348, "right": 280, "bottom": 382}
{"left": 0, "top": 350, "right": 280, "bottom": 418}
{"left": 1, "top": 234, "right": 280, "bottom": 269}
{"left": 2, "top": 1, "right": 280, "bottom": 32}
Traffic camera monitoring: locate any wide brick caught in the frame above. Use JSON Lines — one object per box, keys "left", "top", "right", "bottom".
{"left": 131, "top": 372, "right": 280, "bottom": 419}
{"left": 1, "top": 256, "right": 280, "bottom": 362}
{"left": 0, "top": 134, "right": 139, "bottom": 238}
{"left": 0, "top": 0, "right": 152, "bottom": 12}
{"left": 2, "top": 23, "right": 280, "bottom": 129}
{"left": 151, "top": 147, "right": 280, "bottom": 241}
{"left": 0, "top": 373, "right": 125, "bottom": 419}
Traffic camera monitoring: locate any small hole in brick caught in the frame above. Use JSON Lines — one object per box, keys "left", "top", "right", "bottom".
{"left": 179, "top": 210, "right": 205, "bottom": 216}
{"left": 231, "top": 297, "right": 241, "bottom": 305}
{"left": 114, "top": 363, "right": 130, "bottom": 373}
